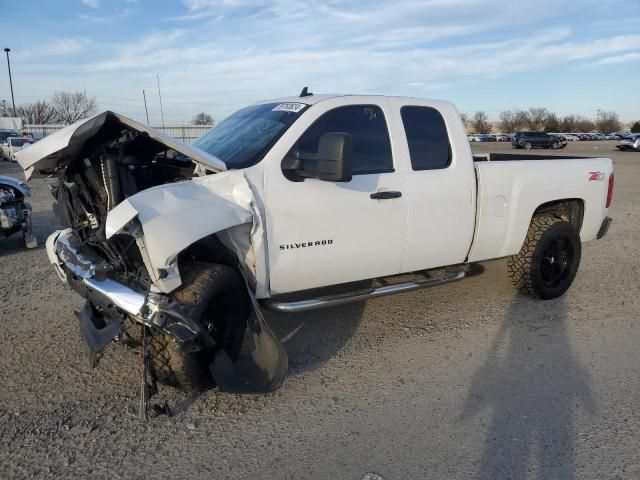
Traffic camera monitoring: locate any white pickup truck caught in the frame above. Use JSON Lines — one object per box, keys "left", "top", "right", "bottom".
{"left": 17, "top": 93, "right": 614, "bottom": 394}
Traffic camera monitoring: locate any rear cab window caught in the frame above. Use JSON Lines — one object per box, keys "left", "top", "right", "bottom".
{"left": 400, "top": 106, "right": 451, "bottom": 170}
{"left": 291, "top": 104, "right": 393, "bottom": 175}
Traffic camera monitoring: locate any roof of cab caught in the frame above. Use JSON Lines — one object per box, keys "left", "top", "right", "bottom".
{"left": 259, "top": 93, "right": 454, "bottom": 110}
{"left": 259, "top": 93, "right": 347, "bottom": 106}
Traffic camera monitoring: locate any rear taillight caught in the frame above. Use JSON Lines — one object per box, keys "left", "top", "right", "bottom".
{"left": 606, "top": 173, "right": 614, "bottom": 208}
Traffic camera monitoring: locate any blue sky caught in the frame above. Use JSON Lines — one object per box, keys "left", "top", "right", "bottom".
{"left": 1, "top": 0, "right": 639, "bottom": 124}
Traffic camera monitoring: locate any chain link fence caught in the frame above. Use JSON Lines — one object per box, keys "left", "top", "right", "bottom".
{"left": 25, "top": 124, "right": 212, "bottom": 144}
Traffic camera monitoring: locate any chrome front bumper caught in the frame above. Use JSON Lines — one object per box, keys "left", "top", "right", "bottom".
{"left": 46, "top": 229, "right": 202, "bottom": 342}
{"left": 46, "top": 229, "right": 147, "bottom": 318}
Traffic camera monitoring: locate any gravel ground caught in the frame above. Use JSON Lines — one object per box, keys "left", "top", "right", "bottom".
{"left": 1, "top": 141, "right": 638, "bottom": 479}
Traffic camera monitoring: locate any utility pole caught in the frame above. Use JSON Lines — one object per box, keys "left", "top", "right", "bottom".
{"left": 156, "top": 73, "right": 165, "bottom": 130}
{"left": 142, "top": 89, "right": 150, "bottom": 124}
{"left": 3, "top": 48, "right": 16, "bottom": 117}
{"left": 596, "top": 109, "right": 604, "bottom": 133}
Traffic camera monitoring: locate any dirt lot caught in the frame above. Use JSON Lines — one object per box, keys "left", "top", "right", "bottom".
{"left": 1, "top": 141, "right": 638, "bottom": 479}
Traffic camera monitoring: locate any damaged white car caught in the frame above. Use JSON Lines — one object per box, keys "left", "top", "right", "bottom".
{"left": 17, "top": 93, "right": 614, "bottom": 399}
{"left": 0, "top": 175, "right": 37, "bottom": 248}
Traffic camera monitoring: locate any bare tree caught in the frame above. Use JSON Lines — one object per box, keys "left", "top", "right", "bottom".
{"left": 543, "top": 112, "right": 561, "bottom": 132}
{"left": 51, "top": 91, "right": 97, "bottom": 124}
{"left": 513, "top": 110, "right": 529, "bottom": 131}
{"left": 458, "top": 112, "right": 470, "bottom": 133}
{"left": 471, "top": 111, "right": 492, "bottom": 134}
{"left": 16, "top": 101, "right": 57, "bottom": 125}
{"left": 561, "top": 115, "right": 578, "bottom": 132}
{"left": 524, "top": 107, "right": 548, "bottom": 131}
{"left": 575, "top": 116, "right": 596, "bottom": 132}
{"left": 596, "top": 110, "right": 622, "bottom": 133}
{"left": 0, "top": 101, "right": 10, "bottom": 117}
{"left": 192, "top": 112, "right": 214, "bottom": 125}
{"left": 499, "top": 110, "right": 517, "bottom": 132}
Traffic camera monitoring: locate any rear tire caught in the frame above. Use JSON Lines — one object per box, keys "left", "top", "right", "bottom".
{"left": 508, "top": 215, "right": 581, "bottom": 299}
{"left": 524, "top": 142, "right": 532, "bottom": 150}
{"left": 149, "top": 262, "right": 251, "bottom": 392}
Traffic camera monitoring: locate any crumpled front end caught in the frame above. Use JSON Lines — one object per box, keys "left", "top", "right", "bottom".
{"left": 29, "top": 111, "right": 286, "bottom": 393}
{"left": 45, "top": 176, "right": 287, "bottom": 392}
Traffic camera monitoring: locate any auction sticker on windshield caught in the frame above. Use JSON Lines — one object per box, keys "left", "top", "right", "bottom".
{"left": 272, "top": 103, "right": 307, "bottom": 113}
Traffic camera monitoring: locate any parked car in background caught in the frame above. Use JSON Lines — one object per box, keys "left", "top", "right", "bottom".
{"left": 563, "top": 134, "right": 580, "bottom": 141}
{"left": 29, "top": 132, "right": 46, "bottom": 142}
{"left": 468, "top": 134, "right": 481, "bottom": 142}
{"left": 480, "top": 134, "right": 497, "bottom": 142}
{"left": 0, "top": 175, "right": 37, "bottom": 248}
{"left": 512, "top": 132, "right": 567, "bottom": 150}
{"left": 0, "top": 130, "right": 19, "bottom": 160}
{"left": 616, "top": 134, "right": 640, "bottom": 151}
{"left": 2, "top": 137, "right": 34, "bottom": 162}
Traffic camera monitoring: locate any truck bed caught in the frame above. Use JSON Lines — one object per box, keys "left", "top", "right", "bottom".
{"left": 469, "top": 155, "right": 612, "bottom": 263}
{"left": 473, "top": 153, "right": 592, "bottom": 162}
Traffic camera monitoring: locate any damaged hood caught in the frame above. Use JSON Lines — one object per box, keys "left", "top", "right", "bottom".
{"left": 16, "top": 111, "right": 226, "bottom": 180}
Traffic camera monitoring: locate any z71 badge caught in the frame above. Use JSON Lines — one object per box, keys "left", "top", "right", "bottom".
{"left": 589, "top": 171, "right": 605, "bottom": 181}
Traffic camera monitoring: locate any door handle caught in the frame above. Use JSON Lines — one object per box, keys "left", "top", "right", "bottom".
{"left": 370, "top": 191, "right": 402, "bottom": 200}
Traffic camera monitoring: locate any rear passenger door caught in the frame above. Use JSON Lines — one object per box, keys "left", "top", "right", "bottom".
{"left": 394, "top": 102, "right": 477, "bottom": 273}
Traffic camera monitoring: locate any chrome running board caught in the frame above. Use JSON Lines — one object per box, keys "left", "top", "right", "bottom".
{"left": 263, "top": 270, "right": 465, "bottom": 313}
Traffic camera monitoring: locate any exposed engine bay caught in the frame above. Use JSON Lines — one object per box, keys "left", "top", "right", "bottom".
{"left": 0, "top": 175, "right": 36, "bottom": 248}
{"left": 18, "top": 112, "right": 287, "bottom": 408}
{"left": 51, "top": 126, "right": 197, "bottom": 290}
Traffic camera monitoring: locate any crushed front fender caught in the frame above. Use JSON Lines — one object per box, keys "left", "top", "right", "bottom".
{"left": 211, "top": 285, "right": 287, "bottom": 393}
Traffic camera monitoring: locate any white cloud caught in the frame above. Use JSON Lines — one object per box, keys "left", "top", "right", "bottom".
{"left": 13, "top": 0, "right": 640, "bottom": 122}
{"left": 593, "top": 52, "right": 640, "bottom": 65}
{"left": 79, "top": 23, "right": 640, "bottom": 117}
{"left": 81, "top": 0, "right": 100, "bottom": 7}
{"left": 48, "top": 38, "right": 92, "bottom": 55}
{"left": 182, "top": 0, "right": 264, "bottom": 9}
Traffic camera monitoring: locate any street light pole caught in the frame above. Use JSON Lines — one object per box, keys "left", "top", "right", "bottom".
{"left": 4, "top": 48, "right": 16, "bottom": 117}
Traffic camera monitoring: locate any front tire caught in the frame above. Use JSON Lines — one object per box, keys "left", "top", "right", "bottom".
{"left": 149, "top": 262, "right": 251, "bottom": 391}
{"left": 508, "top": 215, "right": 581, "bottom": 299}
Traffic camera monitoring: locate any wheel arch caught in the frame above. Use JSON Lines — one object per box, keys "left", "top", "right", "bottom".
{"left": 533, "top": 198, "right": 585, "bottom": 233}
{"left": 175, "top": 225, "right": 269, "bottom": 299}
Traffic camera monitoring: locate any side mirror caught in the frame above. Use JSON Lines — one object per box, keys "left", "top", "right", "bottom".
{"left": 316, "top": 132, "right": 352, "bottom": 182}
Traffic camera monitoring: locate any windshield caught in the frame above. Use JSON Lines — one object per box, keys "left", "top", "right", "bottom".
{"left": 193, "top": 102, "right": 308, "bottom": 169}
{"left": 10, "top": 138, "right": 26, "bottom": 147}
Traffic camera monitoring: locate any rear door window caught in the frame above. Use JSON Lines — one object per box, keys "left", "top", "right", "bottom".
{"left": 400, "top": 106, "right": 451, "bottom": 170}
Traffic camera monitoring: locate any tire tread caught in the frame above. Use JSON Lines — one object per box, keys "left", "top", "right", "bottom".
{"left": 507, "top": 215, "right": 563, "bottom": 298}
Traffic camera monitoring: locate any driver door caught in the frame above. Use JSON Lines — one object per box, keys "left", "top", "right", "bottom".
{"left": 263, "top": 100, "right": 408, "bottom": 295}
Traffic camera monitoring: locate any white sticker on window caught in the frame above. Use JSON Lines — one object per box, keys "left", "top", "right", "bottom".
{"left": 272, "top": 102, "right": 306, "bottom": 113}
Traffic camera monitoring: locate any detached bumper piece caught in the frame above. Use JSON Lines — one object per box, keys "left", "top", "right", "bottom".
{"left": 597, "top": 216, "right": 612, "bottom": 239}
{"left": 78, "top": 302, "right": 122, "bottom": 368}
